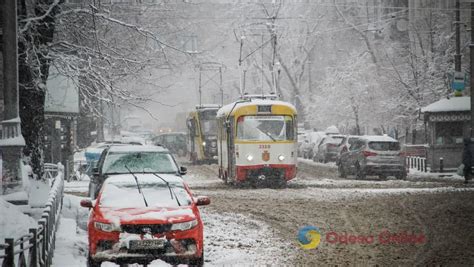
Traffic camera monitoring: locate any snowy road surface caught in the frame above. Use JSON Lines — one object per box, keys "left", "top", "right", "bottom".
{"left": 53, "top": 159, "right": 474, "bottom": 266}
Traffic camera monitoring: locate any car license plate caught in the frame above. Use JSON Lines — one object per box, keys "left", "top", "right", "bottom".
{"left": 129, "top": 239, "right": 165, "bottom": 250}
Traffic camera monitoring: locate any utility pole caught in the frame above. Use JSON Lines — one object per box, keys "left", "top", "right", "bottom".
{"left": 471, "top": 1, "right": 474, "bottom": 137}
{"left": 455, "top": 0, "right": 462, "bottom": 72}
{"left": 0, "top": 0, "right": 25, "bottom": 186}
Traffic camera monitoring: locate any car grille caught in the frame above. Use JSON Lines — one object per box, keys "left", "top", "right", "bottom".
{"left": 121, "top": 224, "right": 172, "bottom": 234}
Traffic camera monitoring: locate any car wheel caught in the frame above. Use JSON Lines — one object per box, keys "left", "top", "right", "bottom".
{"left": 355, "top": 163, "right": 366, "bottom": 180}
{"left": 338, "top": 164, "right": 347, "bottom": 178}
{"left": 87, "top": 254, "right": 101, "bottom": 267}
{"left": 378, "top": 175, "right": 387, "bottom": 180}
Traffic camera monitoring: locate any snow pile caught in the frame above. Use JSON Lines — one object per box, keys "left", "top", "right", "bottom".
{"left": 325, "top": 125, "right": 340, "bottom": 134}
{"left": 0, "top": 198, "right": 36, "bottom": 242}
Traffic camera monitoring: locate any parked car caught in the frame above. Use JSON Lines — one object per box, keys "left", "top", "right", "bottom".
{"left": 335, "top": 135, "right": 362, "bottom": 164}
{"left": 81, "top": 173, "right": 209, "bottom": 266}
{"left": 313, "top": 136, "right": 344, "bottom": 163}
{"left": 88, "top": 145, "right": 187, "bottom": 199}
{"left": 337, "top": 135, "right": 406, "bottom": 180}
{"left": 152, "top": 132, "right": 188, "bottom": 157}
{"left": 301, "top": 131, "right": 326, "bottom": 159}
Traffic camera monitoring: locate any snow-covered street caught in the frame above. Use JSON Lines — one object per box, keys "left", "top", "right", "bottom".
{"left": 49, "top": 159, "right": 474, "bottom": 266}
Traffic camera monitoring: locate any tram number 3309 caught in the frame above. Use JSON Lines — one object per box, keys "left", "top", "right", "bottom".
{"left": 259, "top": 144, "right": 271, "bottom": 149}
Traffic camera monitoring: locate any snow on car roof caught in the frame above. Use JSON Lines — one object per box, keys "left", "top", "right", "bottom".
{"left": 217, "top": 98, "right": 296, "bottom": 117}
{"left": 420, "top": 96, "right": 470, "bottom": 113}
{"left": 362, "top": 135, "right": 398, "bottom": 142}
{"left": 107, "top": 145, "right": 168, "bottom": 153}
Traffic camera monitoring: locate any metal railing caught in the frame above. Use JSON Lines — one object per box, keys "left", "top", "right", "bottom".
{"left": 406, "top": 156, "right": 428, "bottom": 172}
{"left": 0, "top": 163, "right": 64, "bottom": 267}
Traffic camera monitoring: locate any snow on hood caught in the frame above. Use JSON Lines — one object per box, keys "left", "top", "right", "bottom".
{"left": 101, "top": 206, "right": 196, "bottom": 226}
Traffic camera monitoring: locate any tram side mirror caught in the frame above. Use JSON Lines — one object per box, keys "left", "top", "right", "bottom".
{"left": 179, "top": 166, "right": 187, "bottom": 175}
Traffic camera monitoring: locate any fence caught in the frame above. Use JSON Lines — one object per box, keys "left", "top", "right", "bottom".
{"left": 406, "top": 156, "right": 428, "bottom": 172}
{"left": 0, "top": 163, "right": 64, "bottom": 267}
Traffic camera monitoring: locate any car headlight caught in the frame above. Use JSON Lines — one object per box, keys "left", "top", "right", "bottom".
{"left": 94, "top": 222, "right": 121, "bottom": 232}
{"left": 247, "top": 154, "right": 254, "bottom": 161}
{"left": 202, "top": 141, "right": 206, "bottom": 146}
{"left": 278, "top": 155, "right": 285, "bottom": 161}
{"left": 171, "top": 219, "right": 198, "bottom": 231}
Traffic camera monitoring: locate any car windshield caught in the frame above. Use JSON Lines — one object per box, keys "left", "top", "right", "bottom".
{"left": 237, "top": 115, "right": 294, "bottom": 141}
{"left": 323, "top": 137, "right": 341, "bottom": 145}
{"left": 99, "top": 179, "right": 192, "bottom": 208}
{"left": 102, "top": 152, "right": 178, "bottom": 174}
{"left": 368, "top": 141, "right": 400, "bottom": 151}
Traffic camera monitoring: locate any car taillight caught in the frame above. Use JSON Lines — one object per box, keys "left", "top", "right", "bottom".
{"left": 362, "top": 150, "right": 377, "bottom": 157}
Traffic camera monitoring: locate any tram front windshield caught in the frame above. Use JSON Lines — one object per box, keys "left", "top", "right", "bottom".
{"left": 199, "top": 110, "right": 218, "bottom": 136}
{"left": 237, "top": 115, "right": 294, "bottom": 141}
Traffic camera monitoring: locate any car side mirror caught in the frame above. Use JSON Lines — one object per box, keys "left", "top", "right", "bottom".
{"left": 179, "top": 166, "right": 187, "bottom": 175}
{"left": 80, "top": 199, "right": 93, "bottom": 208}
{"left": 196, "top": 196, "right": 210, "bottom": 206}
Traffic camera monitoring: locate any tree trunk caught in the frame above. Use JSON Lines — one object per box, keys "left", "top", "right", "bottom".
{"left": 18, "top": 0, "right": 61, "bottom": 180}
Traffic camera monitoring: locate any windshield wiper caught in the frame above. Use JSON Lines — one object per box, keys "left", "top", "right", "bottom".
{"left": 151, "top": 173, "right": 181, "bottom": 206}
{"left": 124, "top": 165, "right": 148, "bottom": 207}
{"left": 262, "top": 131, "right": 276, "bottom": 142}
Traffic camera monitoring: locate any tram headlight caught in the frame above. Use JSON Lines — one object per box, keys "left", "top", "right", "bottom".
{"left": 278, "top": 155, "right": 285, "bottom": 161}
{"left": 202, "top": 141, "right": 206, "bottom": 146}
{"left": 246, "top": 154, "right": 254, "bottom": 162}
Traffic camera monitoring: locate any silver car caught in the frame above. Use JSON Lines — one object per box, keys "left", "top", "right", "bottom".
{"left": 338, "top": 135, "right": 407, "bottom": 180}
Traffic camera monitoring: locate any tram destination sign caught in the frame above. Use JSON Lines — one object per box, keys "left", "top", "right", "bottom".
{"left": 257, "top": 105, "right": 272, "bottom": 113}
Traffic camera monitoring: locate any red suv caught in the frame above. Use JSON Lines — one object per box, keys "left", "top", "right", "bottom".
{"left": 80, "top": 173, "right": 210, "bottom": 266}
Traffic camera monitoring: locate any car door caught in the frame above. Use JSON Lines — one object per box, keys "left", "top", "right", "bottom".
{"left": 346, "top": 140, "right": 363, "bottom": 173}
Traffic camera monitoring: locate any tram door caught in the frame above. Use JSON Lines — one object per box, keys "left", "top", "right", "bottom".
{"left": 226, "top": 116, "right": 236, "bottom": 179}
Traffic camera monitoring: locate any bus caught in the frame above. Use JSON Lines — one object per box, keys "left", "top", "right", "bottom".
{"left": 216, "top": 95, "right": 297, "bottom": 186}
{"left": 186, "top": 104, "right": 220, "bottom": 164}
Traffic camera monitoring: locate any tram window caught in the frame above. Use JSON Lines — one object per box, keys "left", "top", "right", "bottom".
{"left": 236, "top": 115, "right": 294, "bottom": 141}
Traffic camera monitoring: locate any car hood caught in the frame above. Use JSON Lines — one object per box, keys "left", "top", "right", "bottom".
{"left": 99, "top": 206, "right": 196, "bottom": 225}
